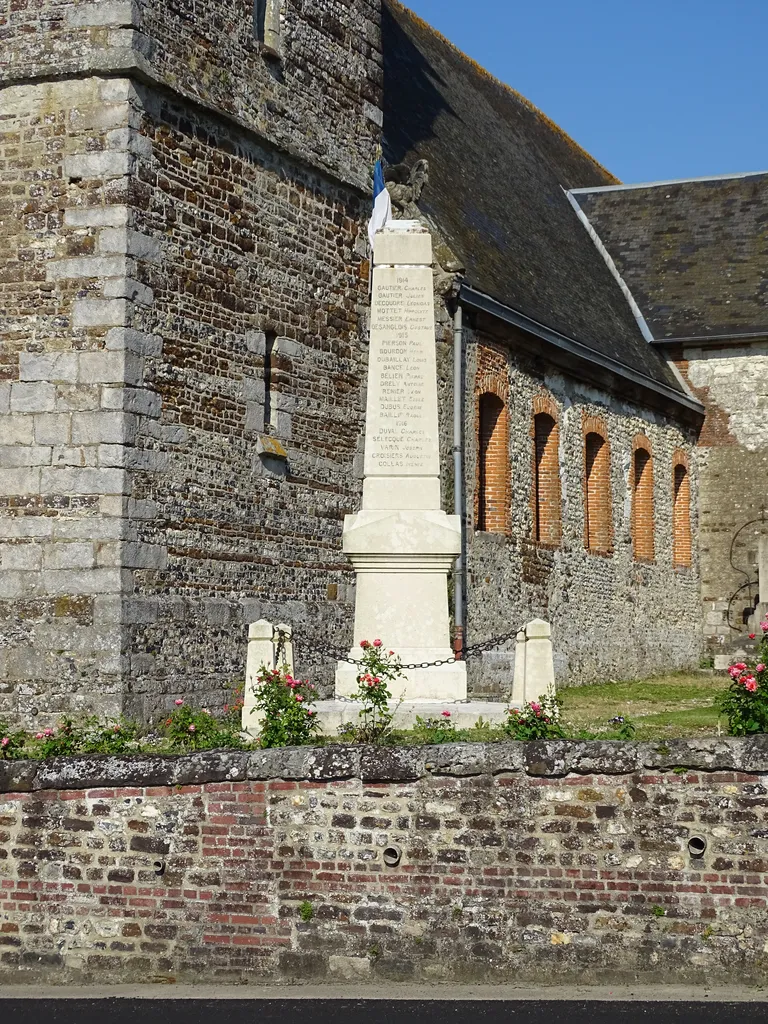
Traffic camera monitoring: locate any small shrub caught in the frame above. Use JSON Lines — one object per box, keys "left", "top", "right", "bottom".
{"left": 412, "top": 712, "right": 456, "bottom": 744}
{"left": 717, "top": 620, "right": 768, "bottom": 735}
{"left": 349, "top": 639, "right": 403, "bottom": 744}
{"left": 299, "top": 900, "right": 314, "bottom": 922}
{"left": 250, "top": 667, "right": 320, "bottom": 748}
{"left": 651, "top": 905, "right": 666, "bottom": 918}
{"left": 0, "top": 723, "right": 26, "bottom": 760}
{"left": 505, "top": 691, "right": 565, "bottom": 741}
{"left": 162, "top": 701, "right": 247, "bottom": 751}
{"left": 30, "top": 717, "right": 80, "bottom": 758}
{"left": 607, "top": 715, "right": 637, "bottom": 740}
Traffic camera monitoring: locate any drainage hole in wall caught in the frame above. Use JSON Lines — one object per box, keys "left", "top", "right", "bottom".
{"left": 688, "top": 836, "right": 707, "bottom": 857}
{"left": 383, "top": 845, "right": 402, "bottom": 867}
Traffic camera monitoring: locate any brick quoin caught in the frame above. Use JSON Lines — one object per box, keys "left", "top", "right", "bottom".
{"left": 474, "top": 345, "right": 510, "bottom": 533}
{"left": 531, "top": 395, "right": 561, "bottom": 546}
{"left": 673, "top": 449, "right": 692, "bottom": 568}
{"left": 583, "top": 414, "right": 612, "bottom": 555}
{"left": 632, "top": 434, "right": 655, "bottom": 562}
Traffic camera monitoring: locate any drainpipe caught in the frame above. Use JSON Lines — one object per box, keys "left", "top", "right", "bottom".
{"left": 452, "top": 303, "right": 465, "bottom": 659}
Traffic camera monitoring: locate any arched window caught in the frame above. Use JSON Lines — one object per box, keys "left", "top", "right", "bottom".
{"left": 532, "top": 406, "right": 561, "bottom": 545}
{"left": 477, "top": 392, "right": 508, "bottom": 533}
{"left": 631, "top": 438, "right": 654, "bottom": 562}
{"left": 673, "top": 453, "right": 692, "bottom": 567}
{"left": 584, "top": 430, "right": 612, "bottom": 553}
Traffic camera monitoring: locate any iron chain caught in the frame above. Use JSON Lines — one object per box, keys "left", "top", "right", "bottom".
{"left": 275, "top": 625, "right": 522, "bottom": 668}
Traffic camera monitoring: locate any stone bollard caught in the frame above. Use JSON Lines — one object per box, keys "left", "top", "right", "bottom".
{"left": 242, "top": 619, "right": 294, "bottom": 735}
{"left": 511, "top": 619, "right": 556, "bottom": 706}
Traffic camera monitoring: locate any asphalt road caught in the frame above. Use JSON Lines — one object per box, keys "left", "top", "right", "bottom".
{"left": 2, "top": 999, "right": 768, "bottom": 1023}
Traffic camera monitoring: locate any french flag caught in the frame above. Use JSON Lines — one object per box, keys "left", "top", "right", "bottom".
{"left": 367, "top": 158, "right": 392, "bottom": 248}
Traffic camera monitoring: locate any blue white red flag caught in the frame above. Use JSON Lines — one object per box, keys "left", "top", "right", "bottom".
{"left": 367, "top": 159, "right": 392, "bottom": 248}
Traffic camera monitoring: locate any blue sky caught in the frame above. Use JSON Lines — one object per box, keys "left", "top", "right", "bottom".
{"left": 404, "top": 0, "right": 767, "bottom": 184}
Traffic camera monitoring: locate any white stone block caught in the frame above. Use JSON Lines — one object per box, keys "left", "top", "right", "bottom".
{"left": 0, "top": 518, "right": 53, "bottom": 540}
{"left": 72, "top": 298, "right": 130, "bottom": 329}
{"left": 66, "top": 0, "right": 138, "bottom": 26}
{"left": 0, "top": 543, "right": 43, "bottom": 571}
{"left": 0, "top": 468, "right": 41, "bottom": 496}
{"left": 105, "top": 127, "right": 152, "bottom": 159}
{"left": 126, "top": 498, "right": 158, "bottom": 520}
{"left": 41, "top": 568, "right": 123, "bottom": 596}
{"left": 53, "top": 518, "right": 126, "bottom": 541}
{"left": 105, "top": 327, "right": 162, "bottom": 356}
{"left": 98, "top": 228, "right": 161, "bottom": 263}
{"left": 98, "top": 78, "right": 138, "bottom": 103}
{"left": 71, "top": 411, "right": 131, "bottom": 445}
{"left": 0, "top": 445, "right": 51, "bottom": 468}
{"left": 2, "top": 417, "right": 35, "bottom": 445}
{"left": 39, "top": 466, "right": 127, "bottom": 496}
{"left": 63, "top": 152, "right": 133, "bottom": 181}
{"left": 43, "top": 542, "right": 95, "bottom": 571}
{"left": 373, "top": 222, "right": 432, "bottom": 266}
{"left": 10, "top": 383, "right": 56, "bottom": 413}
{"left": 34, "top": 414, "right": 72, "bottom": 446}
{"left": 103, "top": 276, "right": 154, "bottom": 305}
{"left": 63, "top": 206, "right": 131, "bottom": 228}
{"left": 100, "top": 387, "right": 160, "bottom": 417}
{"left": 51, "top": 445, "right": 93, "bottom": 468}
{"left": 0, "top": 383, "right": 10, "bottom": 414}
{"left": 46, "top": 255, "right": 128, "bottom": 282}
{"left": 19, "top": 352, "right": 78, "bottom": 382}
{"left": 77, "top": 351, "right": 130, "bottom": 385}
{"left": 97, "top": 444, "right": 126, "bottom": 467}
{"left": 123, "top": 543, "right": 167, "bottom": 570}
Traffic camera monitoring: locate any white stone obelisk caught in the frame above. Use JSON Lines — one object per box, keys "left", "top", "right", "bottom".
{"left": 335, "top": 222, "right": 467, "bottom": 702}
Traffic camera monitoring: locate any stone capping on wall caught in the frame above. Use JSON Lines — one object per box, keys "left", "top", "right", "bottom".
{"left": 2, "top": 738, "right": 768, "bottom": 793}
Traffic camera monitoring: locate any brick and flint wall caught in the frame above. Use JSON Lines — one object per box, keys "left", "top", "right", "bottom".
{"left": 1, "top": 0, "right": 383, "bottom": 722}
{"left": 2, "top": 740, "right": 768, "bottom": 985}
{"left": 458, "top": 321, "right": 701, "bottom": 694}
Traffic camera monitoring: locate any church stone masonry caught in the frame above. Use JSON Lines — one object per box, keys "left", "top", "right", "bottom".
{"left": 1, "top": 0, "right": 766, "bottom": 724}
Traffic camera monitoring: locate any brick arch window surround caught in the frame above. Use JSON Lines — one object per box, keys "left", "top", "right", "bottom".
{"left": 531, "top": 396, "right": 561, "bottom": 546}
{"left": 477, "top": 391, "right": 509, "bottom": 533}
{"left": 631, "top": 435, "right": 655, "bottom": 562}
{"left": 583, "top": 416, "right": 612, "bottom": 554}
{"left": 673, "top": 451, "right": 692, "bottom": 568}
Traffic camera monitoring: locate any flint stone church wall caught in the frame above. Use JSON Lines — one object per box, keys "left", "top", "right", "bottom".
{"left": 1, "top": 0, "right": 382, "bottom": 723}
{"left": 430, "top": 305, "right": 702, "bottom": 694}
{"left": 1, "top": 740, "right": 768, "bottom": 986}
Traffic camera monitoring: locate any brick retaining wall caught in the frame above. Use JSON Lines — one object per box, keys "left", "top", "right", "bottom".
{"left": 2, "top": 740, "right": 768, "bottom": 986}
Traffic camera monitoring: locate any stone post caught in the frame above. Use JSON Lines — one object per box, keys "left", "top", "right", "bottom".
{"left": 523, "top": 619, "right": 555, "bottom": 701}
{"left": 335, "top": 222, "right": 466, "bottom": 702}
{"left": 242, "top": 619, "right": 294, "bottom": 734}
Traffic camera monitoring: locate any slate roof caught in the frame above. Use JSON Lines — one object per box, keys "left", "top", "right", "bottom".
{"left": 381, "top": 0, "right": 686, "bottom": 396}
{"left": 571, "top": 173, "right": 768, "bottom": 342}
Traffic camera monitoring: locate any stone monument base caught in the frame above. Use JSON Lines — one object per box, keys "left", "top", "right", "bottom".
{"left": 309, "top": 698, "right": 513, "bottom": 737}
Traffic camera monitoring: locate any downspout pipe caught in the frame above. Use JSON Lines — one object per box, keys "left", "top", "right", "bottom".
{"left": 452, "top": 303, "right": 465, "bottom": 658}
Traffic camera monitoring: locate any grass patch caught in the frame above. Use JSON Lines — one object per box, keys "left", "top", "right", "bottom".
{"left": 559, "top": 671, "right": 726, "bottom": 740}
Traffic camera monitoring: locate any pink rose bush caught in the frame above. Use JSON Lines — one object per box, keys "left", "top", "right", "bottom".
{"left": 506, "top": 690, "right": 565, "bottom": 741}
{"left": 251, "top": 665, "right": 319, "bottom": 749}
{"left": 719, "top": 619, "right": 768, "bottom": 734}
{"left": 346, "top": 640, "right": 404, "bottom": 743}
